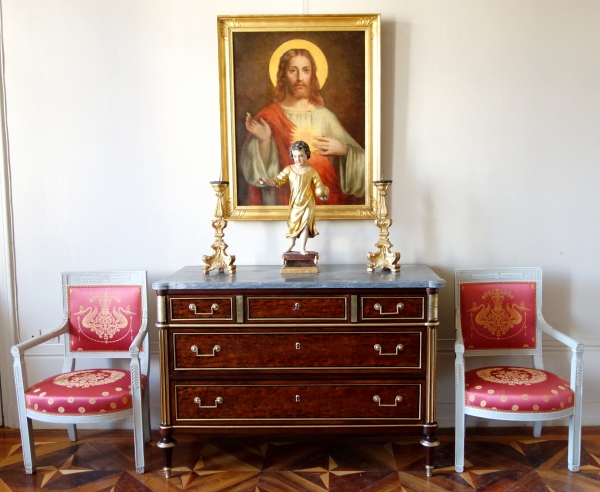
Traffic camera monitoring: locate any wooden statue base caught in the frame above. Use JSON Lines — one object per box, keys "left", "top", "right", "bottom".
{"left": 281, "top": 251, "right": 319, "bottom": 274}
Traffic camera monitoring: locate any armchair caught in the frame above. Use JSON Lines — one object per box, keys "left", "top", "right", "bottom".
{"left": 454, "top": 267, "right": 583, "bottom": 472}
{"left": 11, "top": 271, "right": 150, "bottom": 474}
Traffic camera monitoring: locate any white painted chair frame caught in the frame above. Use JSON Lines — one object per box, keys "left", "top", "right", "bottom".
{"left": 11, "top": 271, "right": 151, "bottom": 475}
{"left": 454, "top": 267, "right": 584, "bottom": 473}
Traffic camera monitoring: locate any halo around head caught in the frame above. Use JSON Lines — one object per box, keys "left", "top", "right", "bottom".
{"left": 269, "top": 39, "right": 328, "bottom": 88}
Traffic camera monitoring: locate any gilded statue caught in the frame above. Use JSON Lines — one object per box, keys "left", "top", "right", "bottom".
{"left": 259, "top": 141, "right": 329, "bottom": 255}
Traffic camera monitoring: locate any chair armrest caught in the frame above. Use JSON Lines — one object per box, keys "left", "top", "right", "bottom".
{"left": 129, "top": 316, "right": 148, "bottom": 356}
{"left": 10, "top": 319, "right": 69, "bottom": 357}
{"left": 538, "top": 314, "right": 583, "bottom": 352}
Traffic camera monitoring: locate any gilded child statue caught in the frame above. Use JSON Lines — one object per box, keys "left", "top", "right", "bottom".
{"left": 259, "top": 140, "right": 329, "bottom": 255}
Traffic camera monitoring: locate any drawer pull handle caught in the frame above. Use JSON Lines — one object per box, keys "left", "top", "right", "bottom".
{"left": 293, "top": 303, "right": 301, "bottom": 310}
{"left": 374, "top": 343, "right": 404, "bottom": 355}
{"left": 194, "top": 396, "right": 223, "bottom": 409}
{"left": 373, "top": 395, "right": 403, "bottom": 406}
{"left": 295, "top": 395, "right": 300, "bottom": 402}
{"left": 374, "top": 302, "right": 404, "bottom": 315}
{"left": 191, "top": 345, "right": 221, "bottom": 357}
{"left": 189, "top": 303, "right": 219, "bottom": 315}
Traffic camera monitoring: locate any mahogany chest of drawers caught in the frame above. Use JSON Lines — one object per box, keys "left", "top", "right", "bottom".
{"left": 153, "top": 264, "right": 445, "bottom": 477}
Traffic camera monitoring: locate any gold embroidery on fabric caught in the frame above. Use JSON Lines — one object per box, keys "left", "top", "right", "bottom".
{"left": 73, "top": 291, "right": 136, "bottom": 344}
{"left": 468, "top": 288, "right": 531, "bottom": 340}
{"left": 53, "top": 370, "right": 125, "bottom": 388}
{"left": 477, "top": 367, "right": 547, "bottom": 386}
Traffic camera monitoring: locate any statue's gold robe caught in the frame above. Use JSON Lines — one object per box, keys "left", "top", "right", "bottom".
{"left": 274, "top": 166, "right": 329, "bottom": 239}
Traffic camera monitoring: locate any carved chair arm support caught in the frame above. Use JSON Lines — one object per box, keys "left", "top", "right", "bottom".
{"left": 129, "top": 317, "right": 148, "bottom": 358}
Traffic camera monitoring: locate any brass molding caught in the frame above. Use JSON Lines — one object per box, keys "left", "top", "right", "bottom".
{"left": 428, "top": 292, "right": 439, "bottom": 322}
{"left": 158, "top": 330, "right": 171, "bottom": 425}
{"left": 157, "top": 295, "right": 166, "bottom": 323}
{"left": 236, "top": 296, "right": 244, "bottom": 323}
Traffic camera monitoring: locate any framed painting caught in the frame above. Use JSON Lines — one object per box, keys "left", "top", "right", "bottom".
{"left": 217, "top": 14, "right": 381, "bottom": 220}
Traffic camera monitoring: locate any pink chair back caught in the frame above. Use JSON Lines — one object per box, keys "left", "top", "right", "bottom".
{"left": 459, "top": 281, "right": 537, "bottom": 351}
{"left": 65, "top": 280, "right": 145, "bottom": 354}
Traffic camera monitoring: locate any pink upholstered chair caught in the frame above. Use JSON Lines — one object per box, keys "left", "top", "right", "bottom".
{"left": 11, "top": 271, "right": 150, "bottom": 474}
{"left": 454, "top": 267, "right": 584, "bottom": 472}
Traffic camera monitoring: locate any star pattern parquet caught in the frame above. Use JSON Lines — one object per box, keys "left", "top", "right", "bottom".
{"left": 1, "top": 427, "right": 600, "bottom": 491}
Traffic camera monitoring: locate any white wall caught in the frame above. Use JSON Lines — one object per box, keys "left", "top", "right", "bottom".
{"left": 1, "top": 0, "right": 599, "bottom": 429}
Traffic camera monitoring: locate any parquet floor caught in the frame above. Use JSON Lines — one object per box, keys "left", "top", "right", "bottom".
{"left": 1, "top": 427, "right": 600, "bottom": 491}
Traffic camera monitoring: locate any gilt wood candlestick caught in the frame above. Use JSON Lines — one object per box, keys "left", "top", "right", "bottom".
{"left": 203, "top": 181, "right": 236, "bottom": 275}
{"left": 366, "top": 180, "right": 400, "bottom": 273}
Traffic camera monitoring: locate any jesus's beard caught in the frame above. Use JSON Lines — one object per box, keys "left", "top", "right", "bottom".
{"left": 289, "top": 83, "right": 310, "bottom": 100}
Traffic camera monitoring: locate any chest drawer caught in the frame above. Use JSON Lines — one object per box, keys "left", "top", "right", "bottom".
{"left": 172, "top": 331, "right": 423, "bottom": 371}
{"left": 173, "top": 382, "right": 423, "bottom": 423}
{"left": 360, "top": 296, "right": 425, "bottom": 322}
{"left": 169, "top": 296, "right": 234, "bottom": 323}
{"left": 246, "top": 296, "right": 349, "bottom": 322}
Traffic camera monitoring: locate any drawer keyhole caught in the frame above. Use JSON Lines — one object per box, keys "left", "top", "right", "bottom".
{"left": 296, "top": 342, "right": 301, "bottom": 350}
{"left": 293, "top": 303, "right": 301, "bottom": 310}
{"left": 295, "top": 395, "right": 301, "bottom": 402}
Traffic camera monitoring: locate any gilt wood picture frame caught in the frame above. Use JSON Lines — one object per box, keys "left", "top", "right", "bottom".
{"left": 217, "top": 14, "right": 381, "bottom": 220}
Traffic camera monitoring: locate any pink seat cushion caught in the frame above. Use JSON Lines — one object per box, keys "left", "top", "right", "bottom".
{"left": 465, "top": 366, "right": 574, "bottom": 413}
{"left": 25, "top": 369, "right": 147, "bottom": 416}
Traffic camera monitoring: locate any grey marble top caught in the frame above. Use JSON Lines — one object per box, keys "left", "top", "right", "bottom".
{"left": 152, "top": 264, "right": 446, "bottom": 291}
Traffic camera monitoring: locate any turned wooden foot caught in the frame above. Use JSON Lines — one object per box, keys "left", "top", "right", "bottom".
{"left": 157, "top": 426, "right": 176, "bottom": 478}
{"left": 420, "top": 427, "right": 440, "bottom": 477}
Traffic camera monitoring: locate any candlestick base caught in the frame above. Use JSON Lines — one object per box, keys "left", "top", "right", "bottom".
{"left": 203, "top": 181, "right": 236, "bottom": 275}
{"left": 367, "top": 180, "right": 400, "bottom": 273}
